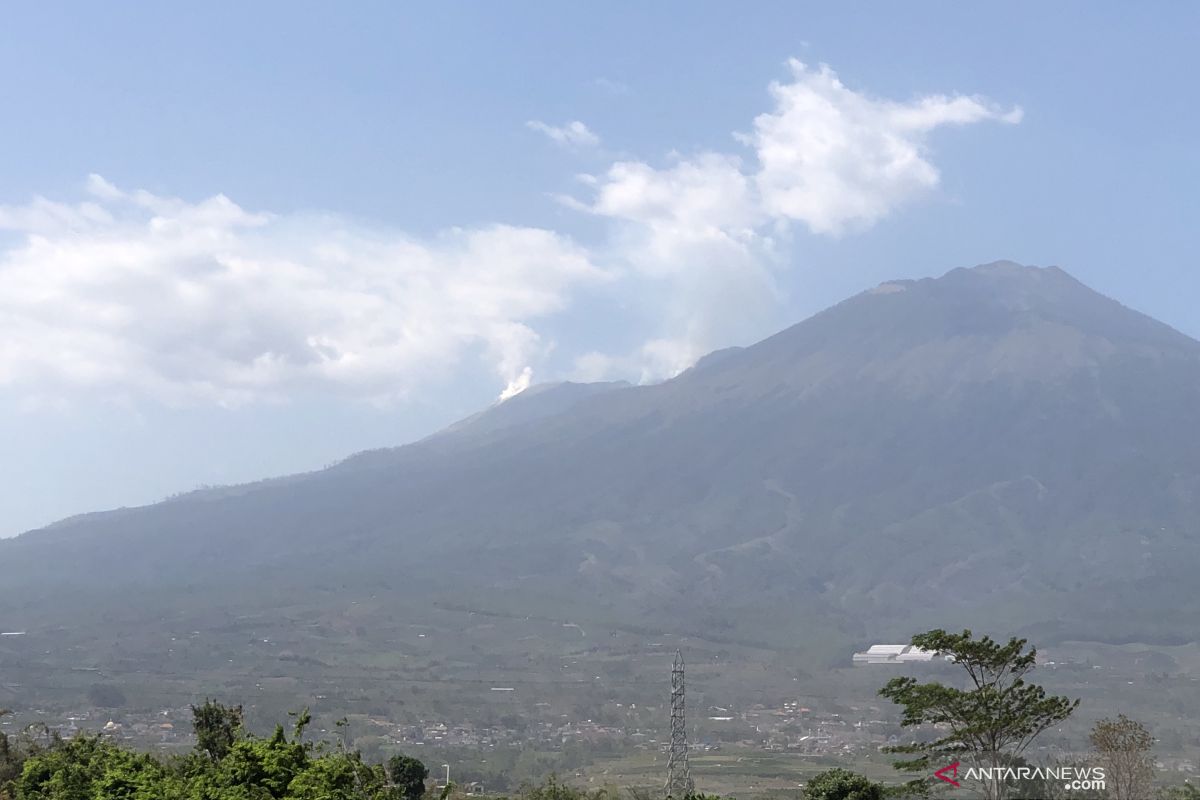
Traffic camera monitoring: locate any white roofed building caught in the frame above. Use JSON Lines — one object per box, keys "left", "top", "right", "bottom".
{"left": 852, "top": 644, "right": 941, "bottom": 665}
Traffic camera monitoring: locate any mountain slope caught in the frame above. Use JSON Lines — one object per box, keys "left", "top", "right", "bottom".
{"left": 4, "top": 261, "right": 1200, "bottom": 654}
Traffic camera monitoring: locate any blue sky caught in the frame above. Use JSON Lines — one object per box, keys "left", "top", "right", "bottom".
{"left": 1, "top": 2, "right": 1197, "bottom": 536}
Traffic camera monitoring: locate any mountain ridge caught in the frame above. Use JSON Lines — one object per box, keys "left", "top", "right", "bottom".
{"left": 4, "top": 260, "right": 1200, "bottom": 661}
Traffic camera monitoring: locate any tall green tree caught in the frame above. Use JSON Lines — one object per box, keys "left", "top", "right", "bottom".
{"left": 386, "top": 754, "right": 428, "bottom": 800}
{"left": 190, "top": 699, "right": 244, "bottom": 762}
{"left": 878, "top": 629, "right": 1079, "bottom": 800}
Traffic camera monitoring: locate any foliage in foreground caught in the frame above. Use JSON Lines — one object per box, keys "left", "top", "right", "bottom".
{"left": 3, "top": 709, "right": 724, "bottom": 800}
{"left": 8, "top": 687, "right": 1200, "bottom": 800}
{"left": 6, "top": 702, "right": 419, "bottom": 800}
{"left": 801, "top": 768, "right": 885, "bottom": 800}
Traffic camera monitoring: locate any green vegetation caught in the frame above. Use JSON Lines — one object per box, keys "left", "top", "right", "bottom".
{"left": 5, "top": 703, "right": 737, "bottom": 800}
{"left": 1, "top": 709, "right": 22, "bottom": 798}
{"left": 800, "top": 768, "right": 884, "bottom": 800}
{"left": 386, "top": 755, "right": 428, "bottom": 800}
{"left": 5, "top": 702, "right": 420, "bottom": 800}
{"left": 191, "top": 700, "right": 244, "bottom": 762}
{"left": 878, "top": 629, "right": 1079, "bottom": 800}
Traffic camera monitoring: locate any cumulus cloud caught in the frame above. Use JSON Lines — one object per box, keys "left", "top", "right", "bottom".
{"left": 568, "top": 60, "right": 1021, "bottom": 379}
{"left": 576, "top": 153, "right": 780, "bottom": 377}
{"left": 526, "top": 119, "right": 601, "bottom": 149}
{"left": 748, "top": 60, "right": 1021, "bottom": 235}
{"left": 579, "top": 60, "right": 1021, "bottom": 242}
{"left": 0, "top": 177, "right": 603, "bottom": 406}
{"left": 0, "top": 61, "right": 1020, "bottom": 405}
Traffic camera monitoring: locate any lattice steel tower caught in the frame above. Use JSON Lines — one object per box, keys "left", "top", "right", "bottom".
{"left": 664, "top": 649, "right": 694, "bottom": 798}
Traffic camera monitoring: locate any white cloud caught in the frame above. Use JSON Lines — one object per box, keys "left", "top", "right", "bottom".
{"left": 0, "top": 62, "right": 1020, "bottom": 406}
{"left": 526, "top": 120, "right": 601, "bottom": 149}
{"left": 578, "top": 152, "right": 781, "bottom": 380}
{"left": 589, "top": 153, "right": 765, "bottom": 275}
{"left": 591, "top": 154, "right": 760, "bottom": 250}
{"left": 0, "top": 176, "right": 604, "bottom": 406}
{"left": 748, "top": 60, "right": 1022, "bottom": 235}
{"left": 578, "top": 60, "right": 1021, "bottom": 243}
{"left": 568, "top": 60, "right": 1020, "bottom": 379}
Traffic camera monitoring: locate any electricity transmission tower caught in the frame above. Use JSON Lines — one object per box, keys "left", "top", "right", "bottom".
{"left": 664, "top": 649, "right": 694, "bottom": 798}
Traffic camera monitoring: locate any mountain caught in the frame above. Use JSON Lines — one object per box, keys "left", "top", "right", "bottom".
{"left": 4, "top": 261, "right": 1200, "bottom": 667}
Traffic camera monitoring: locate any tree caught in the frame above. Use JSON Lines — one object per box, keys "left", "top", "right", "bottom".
{"left": 190, "top": 698, "right": 244, "bottom": 761}
{"left": 387, "top": 754, "right": 428, "bottom": 800}
{"left": 14, "top": 705, "right": 405, "bottom": 800}
{"left": 13, "top": 733, "right": 165, "bottom": 800}
{"left": 878, "top": 629, "right": 1079, "bottom": 800}
{"left": 1090, "top": 714, "right": 1155, "bottom": 800}
{"left": 802, "top": 768, "right": 885, "bottom": 800}
{"left": 0, "top": 708, "right": 17, "bottom": 800}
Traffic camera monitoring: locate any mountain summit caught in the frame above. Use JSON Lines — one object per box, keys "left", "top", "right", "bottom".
{"left": 4, "top": 262, "right": 1200, "bottom": 658}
